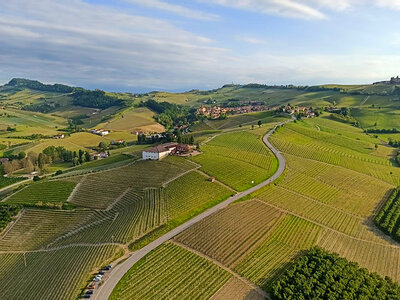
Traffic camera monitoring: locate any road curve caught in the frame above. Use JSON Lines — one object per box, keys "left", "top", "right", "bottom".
{"left": 93, "top": 116, "right": 294, "bottom": 300}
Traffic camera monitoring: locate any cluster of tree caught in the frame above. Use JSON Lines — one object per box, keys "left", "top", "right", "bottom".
{"left": 6, "top": 78, "right": 74, "bottom": 93}
{"left": 388, "top": 139, "right": 400, "bottom": 148}
{"left": 142, "top": 99, "right": 197, "bottom": 130}
{"left": 365, "top": 128, "right": 400, "bottom": 134}
{"left": 271, "top": 247, "right": 400, "bottom": 299}
{"left": 43, "top": 146, "right": 91, "bottom": 166}
{"left": 177, "top": 135, "right": 194, "bottom": 144}
{"left": 98, "top": 141, "right": 126, "bottom": 151}
{"left": 72, "top": 89, "right": 122, "bottom": 109}
{"left": 137, "top": 132, "right": 195, "bottom": 145}
{"left": 330, "top": 108, "right": 359, "bottom": 127}
{"left": 22, "top": 101, "right": 61, "bottom": 113}
{"left": 374, "top": 187, "right": 400, "bottom": 241}
{"left": 397, "top": 151, "right": 400, "bottom": 165}
{"left": 0, "top": 204, "right": 21, "bottom": 230}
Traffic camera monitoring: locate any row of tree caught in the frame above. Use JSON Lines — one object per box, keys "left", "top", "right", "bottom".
{"left": 272, "top": 247, "right": 400, "bottom": 299}
{"left": 374, "top": 187, "right": 400, "bottom": 241}
{"left": 365, "top": 128, "right": 400, "bottom": 134}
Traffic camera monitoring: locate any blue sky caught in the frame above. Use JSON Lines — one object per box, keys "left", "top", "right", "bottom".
{"left": 1, "top": 0, "right": 400, "bottom": 92}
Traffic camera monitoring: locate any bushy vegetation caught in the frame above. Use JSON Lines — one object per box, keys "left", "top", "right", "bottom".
{"left": 0, "top": 204, "right": 21, "bottom": 230}
{"left": 365, "top": 128, "right": 400, "bottom": 134}
{"left": 22, "top": 101, "right": 61, "bottom": 113}
{"left": 72, "top": 89, "right": 122, "bottom": 108}
{"left": 6, "top": 78, "right": 74, "bottom": 93}
{"left": 142, "top": 99, "right": 197, "bottom": 129}
{"left": 271, "top": 247, "right": 400, "bottom": 299}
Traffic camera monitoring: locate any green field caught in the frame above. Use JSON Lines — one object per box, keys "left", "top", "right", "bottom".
{"left": 191, "top": 131, "right": 278, "bottom": 191}
{"left": 110, "top": 242, "right": 231, "bottom": 300}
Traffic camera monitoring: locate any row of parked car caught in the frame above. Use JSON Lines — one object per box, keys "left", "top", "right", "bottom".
{"left": 82, "top": 265, "right": 112, "bottom": 299}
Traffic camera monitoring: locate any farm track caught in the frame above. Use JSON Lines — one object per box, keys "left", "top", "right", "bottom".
{"left": 92, "top": 116, "right": 295, "bottom": 300}
{"left": 171, "top": 240, "right": 270, "bottom": 300}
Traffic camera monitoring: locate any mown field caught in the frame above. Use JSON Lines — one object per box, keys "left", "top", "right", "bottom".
{"left": 191, "top": 131, "right": 278, "bottom": 191}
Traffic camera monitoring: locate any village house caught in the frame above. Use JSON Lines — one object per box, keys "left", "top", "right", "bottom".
{"left": 53, "top": 133, "right": 65, "bottom": 139}
{"left": 142, "top": 142, "right": 178, "bottom": 160}
{"left": 111, "top": 139, "right": 124, "bottom": 145}
{"left": 90, "top": 152, "right": 108, "bottom": 159}
{"left": 196, "top": 104, "right": 271, "bottom": 119}
{"left": 90, "top": 129, "right": 110, "bottom": 136}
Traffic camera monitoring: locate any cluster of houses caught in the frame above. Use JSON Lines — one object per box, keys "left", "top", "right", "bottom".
{"left": 90, "top": 152, "right": 108, "bottom": 159}
{"left": 90, "top": 129, "right": 110, "bottom": 136}
{"left": 196, "top": 104, "right": 271, "bottom": 119}
{"left": 142, "top": 142, "right": 191, "bottom": 161}
{"left": 281, "top": 105, "right": 315, "bottom": 118}
{"left": 373, "top": 76, "right": 400, "bottom": 85}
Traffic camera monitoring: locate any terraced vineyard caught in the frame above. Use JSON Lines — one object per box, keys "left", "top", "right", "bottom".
{"left": 175, "top": 200, "right": 284, "bottom": 267}
{"left": 191, "top": 131, "right": 277, "bottom": 191}
{"left": 0, "top": 245, "right": 120, "bottom": 300}
{"left": 235, "top": 215, "right": 322, "bottom": 290}
{"left": 166, "top": 171, "right": 233, "bottom": 220}
{"left": 6, "top": 180, "right": 76, "bottom": 207}
{"left": 69, "top": 157, "right": 196, "bottom": 209}
{"left": 51, "top": 188, "right": 167, "bottom": 246}
{"left": 109, "top": 242, "right": 232, "bottom": 300}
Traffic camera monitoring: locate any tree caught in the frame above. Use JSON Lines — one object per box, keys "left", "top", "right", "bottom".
{"left": 2, "top": 161, "right": 14, "bottom": 174}
{"left": 99, "top": 142, "right": 107, "bottom": 151}
{"left": 18, "top": 152, "right": 26, "bottom": 159}
{"left": 251, "top": 124, "right": 255, "bottom": 130}
{"left": 258, "top": 120, "right": 262, "bottom": 128}
{"left": 84, "top": 151, "right": 91, "bottom": 162}
{"left": 177, "top": 135, "right": 182, "bottom": 144}
{"left": 189, "top": 135, "right": 195, "bottom": 145}
{"left": 11, "top": 160, "right": 20, "bottom": 172}
{"left": 375, "top": 143, "right": 379, "bottom": 150}
{"left": 25, "top": 159, "right": 34, "bottom": 173}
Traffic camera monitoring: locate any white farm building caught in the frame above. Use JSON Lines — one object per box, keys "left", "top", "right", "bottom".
{"left": 142, "top": 143, "right": 177, "bottom": 161}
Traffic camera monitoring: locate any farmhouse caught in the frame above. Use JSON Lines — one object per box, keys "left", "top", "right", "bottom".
{"left": 90, "top": 129, "right": 110, "bottom": 136}
{"left": 142, "top": 142, "right": 178, "bottom": 160}
{"left": 53, "top": 133, "right": 65, "bottom": 139}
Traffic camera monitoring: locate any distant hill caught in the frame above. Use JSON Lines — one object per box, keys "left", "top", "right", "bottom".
{"left": 5, "top": 78, "right": 74, "bottom": 93}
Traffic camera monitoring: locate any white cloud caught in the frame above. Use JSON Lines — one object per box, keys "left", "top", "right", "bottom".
{"left": 125, "top": 0, "right": 219, "bottom": 20}
{"left": 236, "top": 36, "right": 268, "bottom": 45}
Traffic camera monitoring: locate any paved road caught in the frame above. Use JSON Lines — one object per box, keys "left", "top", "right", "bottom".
{"left": 93, "top": 117, "right": 294, "bottom": 300}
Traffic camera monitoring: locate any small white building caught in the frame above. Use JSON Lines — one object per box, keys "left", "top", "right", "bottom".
{"left": 142, "top": 143, "right": 177, "bottom": 161}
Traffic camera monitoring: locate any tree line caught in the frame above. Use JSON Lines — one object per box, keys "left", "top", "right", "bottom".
{"left": 72, "top": 89, "right": 123, "bottom": 109}
{"left": 374, "top": 187, "right": 400, "bottom": 241}
{"left": 0, "top": 204, "right": 21, "bottom": 230}
{"left": 271, "top": 247, "right": 400, "bottom": 299}
{"left": 6, "top": 78, "right": 74, "bottom": 93}
{"left": 365, "top": 128, "right": 400, "bottom": 134}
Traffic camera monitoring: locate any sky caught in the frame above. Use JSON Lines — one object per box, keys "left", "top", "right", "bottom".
{"left": 1, "top": 0, "right": 400, "bottom": 92}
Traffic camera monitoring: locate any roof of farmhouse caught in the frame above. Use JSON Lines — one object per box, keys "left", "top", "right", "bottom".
{"left": 144, "top": 143, "right": 177, "bottom": 153}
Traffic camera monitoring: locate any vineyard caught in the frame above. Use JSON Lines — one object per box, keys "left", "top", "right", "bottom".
{"left": 109, "top": 242, "right": 232, "bottom": 300}
{"left": 235, "top": 215, "right": 322, "bottom": 290}
{"left": 6, "top": 181, "right": 77, "bottom": 207}
{"left": 68, "top": 157, "right": 196, "bottom": 209}
{"left": 281, "top": 154, "right": 392, "bottom": 217}
{"left": 210, "top": 277, "right": 264, "bottom": 300}
{"left": 50, "top": 188, "right": 167, "bottom": 246}
{"left": 374, "top": 187, "right": 400, "bottom": 241}
{"left": 191, "top": 131, "right": 277, "bottom": 191}
{"left": 166, "top": 171, "right": 232, "bottom": 220}
{"left": 175, "top": 200, "right": 284, "bottom": 267}
{"left": 317, "top": 229, "right": 400, "bottom": 281}
{"left": 0, "top": 209, "right": 92, "bottom": 251}
{"left": 0, "top": 245, "right": 120, "bottom": 300}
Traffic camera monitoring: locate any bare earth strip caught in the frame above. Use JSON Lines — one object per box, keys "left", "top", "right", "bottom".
{"left": 92, "top": 116, "right": 295, "bottom": 300}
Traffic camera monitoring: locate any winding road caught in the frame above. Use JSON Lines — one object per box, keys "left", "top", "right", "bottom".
{"left": 93, "top": 116, "right": 294, "bottom": 300}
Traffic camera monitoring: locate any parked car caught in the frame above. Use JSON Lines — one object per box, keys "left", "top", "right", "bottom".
{"left": 86, "top": 290, "right": 93, "bottom": 295}
{"left": 83, "top": 295, "right": 91, "bottom": 299}
{"left": 93, "top": 277, "right": 100, "bottom": 282}
{"left": 88, "top": 284, "right": 96, "bottom": 289}
{"left": 98, "top": 271, "right": 105, "bottom": 275}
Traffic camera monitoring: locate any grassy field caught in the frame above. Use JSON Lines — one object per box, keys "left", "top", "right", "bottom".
{"left": 110, "top": 242, "right": 232, "bottom": 300}
{"left": 175, "top": 200, "right": 284, "bottom": 267}
{"left": 352, "top": 107, "right": 400, "bottom": 129}
{"left": 6, "top": 180, "right": 76, "bottom": 207}
{"left": 0, "top": 245, "right": 120, "bottom": 300}
{"left": 97, "top": 107, "right": 165, "bottom": 133}
{"left": 166, "top": 171, "right": 233, "bottom": 220}
{"left": 191, "top": 131, "right": 278, "bottom": 191}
